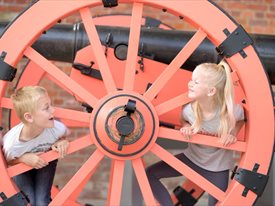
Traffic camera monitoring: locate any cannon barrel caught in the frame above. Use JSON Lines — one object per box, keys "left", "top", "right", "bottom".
{"left": 1, "top": 22, "right": 275, "bottom": 83}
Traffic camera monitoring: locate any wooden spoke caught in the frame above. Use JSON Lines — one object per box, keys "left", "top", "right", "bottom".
{"left": 49, "top": 149, "right": 104, "bottom": 206}
{"left": 132, "top": 158, "right": 157, "bottom": 206}
{"left": 51, "top": 186, "right": 82, "bottom": 206}
{"left": 80, "top": 7, "right": 117, "bottom": 92}
{"left": 12, "top": 61, "right": 74, "bottom": 98}
{"left": 54, "top": 107, "right": 90, "bottom": 124}
{"left": 158, "top": 127, "right": 247, "bottom": 152}
{"left": 155, "top": 93, "right": 190, "bottom": 116}
{"left": 45, "top": 74, "right": 74, "bottom": 96}
{"left": 150, "top": 144, "right": 226, "bottom": 202}
{"left": 123, "top": 3, "right": 143, "bottom": 91}
{"left": 0, "top": 97, "right": 90, "bottom": 125}
{"left": 107, "top": 160, "right": 125, "bottom": 206}
{"left": 144, "top": 28, "right": 206, "bottom": 101}
{"left": 0, "top": 97, "right": 13, "bottom": 109}
{"left": 7, "top": 135, "right": 92, "bottom": 177}
{"left": 24, "top": 47, "right": 98, "bottom": 107}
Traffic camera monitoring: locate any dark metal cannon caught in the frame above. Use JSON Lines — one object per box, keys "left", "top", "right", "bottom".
{"left": 1, "top": 22, "right": 275, "bottom": 83}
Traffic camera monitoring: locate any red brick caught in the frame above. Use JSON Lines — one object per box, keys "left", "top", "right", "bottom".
{"left": 269, "top": 5, "right": 275, "bottom": 11}
{"left": 231, "top": 10, "right": 241, "bottom": 18}
{"left": 249, "top": 19, "right": 268, "bottom": 27}
{"left": 255, "top": 12, "right": 265, "bottom": 18}
{"left": 248, "top": 4, "right": 268, "bottom": 10}
{"left": 253, "top": 26, "right": 267, "bottom": 34}
{"left": 242, "top": 10, "right": 254, "bottom": 18}
{"left": 226, "top": 2, "right": 249, "bottom": 10}
{"left": 266, "top": 12, "right": 275, "bottom": 18}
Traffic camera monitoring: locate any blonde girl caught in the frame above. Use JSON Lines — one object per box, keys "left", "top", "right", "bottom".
{"left": 146, "top": 61, "right": 244, "bottom": 206}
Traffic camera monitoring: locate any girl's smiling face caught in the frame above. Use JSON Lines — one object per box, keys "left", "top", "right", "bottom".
{"left": 188, "top": 68, "right": 210, "bottom": 100}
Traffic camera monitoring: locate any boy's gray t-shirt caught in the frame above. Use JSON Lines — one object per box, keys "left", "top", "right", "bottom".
{"left": 3, "top": 120, "right": 66, "bottom": 161}
{"left": 182, "top": 103, "right": 244, "bottom": 172}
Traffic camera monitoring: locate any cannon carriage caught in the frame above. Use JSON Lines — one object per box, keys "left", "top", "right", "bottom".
{"left": 0, "top": 1, "right": 274, "bottom": 205}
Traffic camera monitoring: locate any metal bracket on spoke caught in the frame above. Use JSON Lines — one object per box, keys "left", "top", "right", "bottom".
{"left": 0, "top": 51, "right": 17, "bottom": 81}
{"left": 72, "top": 62, "right": 102, "bottom": 80}
{"left": 234, "top": 163, "right": 269, "bottom": 197}
{"left": 216, "top": 24, "right": 253, "bottom": 58}
{"left": 104, "top": 33, "right": 113, "bottom": 56}
{"left": 102, "top": 0, "right": 118, "bottom": 7}
{"left": 138, "top": 43, "right": 145, "bottom": 72}
{"left": 124, "top": 99, "right": 136, "bottom": 115}
{"left": 173, "top": 186, "right": 197, "bottom": 206}
{"left": 0, "top": 191, "right": 29, "bottom": 206}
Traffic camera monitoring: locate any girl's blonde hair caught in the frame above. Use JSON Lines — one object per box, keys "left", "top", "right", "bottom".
{"left": 11, "top": 86, "right": 48, "bottom": 123}
{"left": 192, "top": 61, "right": 236, "bottom": 140}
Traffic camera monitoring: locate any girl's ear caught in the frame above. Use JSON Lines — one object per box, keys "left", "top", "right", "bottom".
{"left": 23, "top": 112, "right": 33, "bottom": 123}
{"left": 208, "top": 87, "right": 217, "bottom": 97}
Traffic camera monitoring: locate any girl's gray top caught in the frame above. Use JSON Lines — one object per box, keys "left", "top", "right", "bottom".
{"left": 182, "top": 103, "right": 244, "bottom": 172}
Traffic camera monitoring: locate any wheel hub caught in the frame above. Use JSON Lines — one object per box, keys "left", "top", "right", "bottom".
{"left": 90, "top": 91, "right": 159, "bottom": 159}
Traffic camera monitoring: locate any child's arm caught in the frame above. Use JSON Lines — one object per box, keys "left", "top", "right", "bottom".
{"left": 179, "top": 105, "right": 194, "bottom": 139}
{"left": 180, "top": 119, "right": 194, "bottom": 140}
{"left": 8, "top": 152, "right": 48, "bottom": 169}
{"left": 231, "top": 120, "right": 245, "bottom": 137}
{"left": 51, "top": 139, "right": 69, "bottom": 158}
{"left": 220, "top": 120, "right": 245, "bottom": 146}
{"left": 181, "top": 119, "right": 192, "bottom": 127}
{"left": 51, "top": 128, "right": 70, "bottom": 158}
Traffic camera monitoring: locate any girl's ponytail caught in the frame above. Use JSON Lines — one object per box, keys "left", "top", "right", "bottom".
{"left": 218, "top": 61, "right": 236, "bottom": 141}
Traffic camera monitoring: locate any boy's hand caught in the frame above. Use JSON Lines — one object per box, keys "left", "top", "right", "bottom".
{"left": 51, "top": 139, "right": 69, "bottom": 158}
{"left": 218, "top": 134, "right": 237, "bottom": 146}
{"left": 19, "top": 153, "right": 48, "bottom": 169}
{"left": 180, "top": 126, "right": 194, "bottom": 140}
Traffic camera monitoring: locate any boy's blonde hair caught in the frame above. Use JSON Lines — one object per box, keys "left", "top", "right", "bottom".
{"left": 11, "top": 86, "right": 48, "bottom": 123}
{"left": 191, "top": 61, "right": 236, "bottom": 140}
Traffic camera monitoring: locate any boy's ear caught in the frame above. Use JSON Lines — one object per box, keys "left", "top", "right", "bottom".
{"left": 208, "top": 87, "right": 216, "bottom": 97}
{"left": 23, "top": 112, "right": 33, "bottom": 123}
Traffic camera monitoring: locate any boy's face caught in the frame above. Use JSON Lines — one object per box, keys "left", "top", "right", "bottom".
{"left": 30, "top": 93, "right": 55, "bottom": 128}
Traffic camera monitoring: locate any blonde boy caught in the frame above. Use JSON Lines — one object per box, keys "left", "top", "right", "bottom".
{"left": 2, "top": 86, "right": 69, "bottom": 206}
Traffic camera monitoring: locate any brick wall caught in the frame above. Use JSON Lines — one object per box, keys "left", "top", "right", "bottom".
{"left": 216, "top": 0, "right": 275, "bottom": 34}
{"left": 1, "top": 0, "right": 275, "bottom": 33}
{"left": 0, "top": 1, "right": 274, "bottom": 205}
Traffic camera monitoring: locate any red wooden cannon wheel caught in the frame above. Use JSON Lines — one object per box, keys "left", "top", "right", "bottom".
{"left": 0, "top": 1, "right": 273, "bottom": 205}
